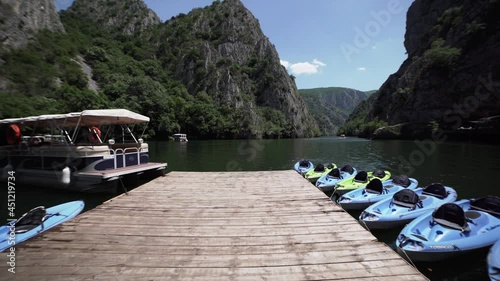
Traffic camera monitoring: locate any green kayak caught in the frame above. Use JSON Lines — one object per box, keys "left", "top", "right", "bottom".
{"left": 333, "top": 169, "right": 391, "bottom": 196}
{"left": 304, "top": 163, "right": 336, "bottom": 183}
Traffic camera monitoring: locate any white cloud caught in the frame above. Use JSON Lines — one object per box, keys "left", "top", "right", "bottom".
{"left": 312, "top": 59, "right": 326, "bottom": 67}
{"left": 281, "top": 58, "right": 326, "bottom": 75}
{"left": 280, "top": 60, "right": 290, "bottom": 68}
{"left": 357, "top": 67, "right": 367, "bottom": 71}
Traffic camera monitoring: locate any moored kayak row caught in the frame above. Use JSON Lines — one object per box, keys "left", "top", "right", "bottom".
{"left": 294, "top": 159, "right": 500, "bottom": 275}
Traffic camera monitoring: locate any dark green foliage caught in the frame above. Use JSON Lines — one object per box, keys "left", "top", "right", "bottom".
{"left": 0, "top": 1, "right": 313, "bottom": 140}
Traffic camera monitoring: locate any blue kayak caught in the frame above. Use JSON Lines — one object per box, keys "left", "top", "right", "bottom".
{"left": 0, "top": 200, "right": 84, "bottom": 252}
{"left": 315, "top": 165, "right": 357, "bottom": 193}
{"left": 489, "top": 238, "right": 500, "bottom": 281}
{"left": 359, "top": 183, "right": 457, "bottom": 230}
{"left": 293, "top": 159, "right": 313, "bottom": 175}
{"left": 396, "top": 197, "right": 500, "bottom": 262}
{"left": 337, "top": 176, "right": 418, "bottom": 211}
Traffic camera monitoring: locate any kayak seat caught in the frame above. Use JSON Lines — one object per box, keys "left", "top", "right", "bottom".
{"left": 422, "top": 183, "right": 447, "bottom": 199}
{"left": 328, "top": 168, "right": 341, "bottom": 178}
{"left": 14, "top": 206, "right": 46, "bottom": 234}
{"left": 354, "top": 171, "right": 368, "bottom": 183}
{"left": 372, "top": 169, "right": 386, "bottom": 178}
{"left": 365, "top": 178, "right": 383, "bottom": 194}
{"left": 470, "top": 196, "right": 500, "bottom": 216}
{"left": 299, "top": 160, "right": 310, "bottom": 168}
{"left": 326, "top": 163, "right": 334, "bottom": 169}
{"left": 314, "top": 164, "right": 325, "bottom": 172}
{"left": 393, "top": 189, "right": 420, "bottom": 208}
{"left": 392, "top": 175, "right": 411, "bottom": 188}
{"left": 341, "top": 165, "right": 354, "bottom": 174}
{"left": 432, "top": 203, "right": 468, "bottom": 231}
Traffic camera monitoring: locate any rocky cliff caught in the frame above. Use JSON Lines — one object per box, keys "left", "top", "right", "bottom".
{"left": 299, "top": 87, "right": 368, "bottom": 135}
{"left": 344, "top": 0, "right": 500, "bottom": 140}
{"left": 154, "top": 0, "right": 318, "bottom": 138}
{"left": 0, "top": 0, "right": 65, "bottom": 50}
{"left": 67, "top": 0, "right": 161, "bottom": 35}
{"left": 0, "top": 0, "right": 317, "bottom": 139}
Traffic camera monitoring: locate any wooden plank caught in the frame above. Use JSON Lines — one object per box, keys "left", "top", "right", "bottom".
{"left": 0, "top": 171, "right": 427, "bottom": 280}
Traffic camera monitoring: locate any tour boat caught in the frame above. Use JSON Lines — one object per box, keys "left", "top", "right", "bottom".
{"left": 0, "top": 109, "right": 167, "bottom": 193}
{"left": 173, "top": 133, "right": 188, "bottom": 142}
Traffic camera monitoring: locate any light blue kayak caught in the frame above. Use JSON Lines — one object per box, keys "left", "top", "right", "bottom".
{"left": 315, "top": 165, "right": 357, "bottom": 193}
{"left": 396, "top": 197, "right": 500, "bottom": 262}
{"left": 0, "top": 201, "right": 85, "bottom": 252}
{"left": 293, "top": 159, "right": 313, "bottom": 175}
{"left": 359, "top": 183, "right": 457, "bottom": 230}
{"left": 338, "top": 176, "right": 418, "bottom": 210}
{"left": 489, "top": 238, "right": 500, "bottom": 281}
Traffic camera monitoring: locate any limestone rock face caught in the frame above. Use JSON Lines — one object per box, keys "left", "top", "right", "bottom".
{"left": 0, "top": 0, "right": 65, "bottom": 50}
{"left": 156, "top": 0, "right": 318, "bottom": 138}
{"left": 67, "top": 0, "right": 161, "bottom": 35}
{"left": 346, "top": 0, "right": 500, "bottom": 140}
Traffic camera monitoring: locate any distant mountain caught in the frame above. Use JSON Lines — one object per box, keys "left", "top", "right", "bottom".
{"left": 299, "top": 87, "right": 368, "bottom": 135}
{"left": 343, "top": 0, "right": 500, "bottom": 141}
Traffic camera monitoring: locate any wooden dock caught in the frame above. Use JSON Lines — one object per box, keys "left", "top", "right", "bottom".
{"left": 1, "top": 171, "right": 427, "bottom": 280}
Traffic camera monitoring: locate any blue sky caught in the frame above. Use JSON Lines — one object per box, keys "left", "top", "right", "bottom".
{"left": 56, "top": 0, "right": 414, "bottom": 91}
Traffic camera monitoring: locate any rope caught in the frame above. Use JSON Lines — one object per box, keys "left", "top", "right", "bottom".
{"left": 119, "top": 177, "right": 128, "bottom": 195}
{"left": 399, "top": 246, "right": 418, "bottom": 269}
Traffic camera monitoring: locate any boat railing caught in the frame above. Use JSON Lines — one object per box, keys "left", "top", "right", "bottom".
{"left": 110, "top": 146, "right": 143, "bottom": 169}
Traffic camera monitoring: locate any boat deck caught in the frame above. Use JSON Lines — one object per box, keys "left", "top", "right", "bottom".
{"left": 77, "top": 162, "right": 167, "bottom": 179}
{"left": 0, "top": 171, "right": 427, "bottom": 280}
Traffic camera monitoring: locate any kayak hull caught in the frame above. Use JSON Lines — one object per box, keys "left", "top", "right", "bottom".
{"left": 334, "top": 171, "right": 391, "bottom": 196}
{"left": 489, "top": 239, "right": 500, "bottom": 281}
{"left": 359, "top": 186, "right": 457, "bottom": 230}
{"left": 0, "top": 201, "right": 85, "bottom": 252}
{"left": 315, "top": 168, "right": 357, "bottom": 193}
{"left": 338, "top": 178, "right": 418, "bottom": 211}
{"left": 396, "top": 199, "right": 500, "bottom": 262}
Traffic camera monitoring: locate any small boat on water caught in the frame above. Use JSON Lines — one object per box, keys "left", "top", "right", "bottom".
{"left": 359, "top": 183, "right": 457, "bottom": 230}
{"left": 0, "top": 200, "right": 84, "bottom": 252}
{"left": 337, "top": 176, "right": 418, "bottom": 210}
{"left": 489, "top": 238, "right": 500, "bottom": 280}
{"left": 315, "top": 164, "right": 357, "bottom": 193}
{"left": 0, "top": 109, "right": 167, "bottom": 193}
{"left": 334, "top": 169, "right": 391, "bottom": 196}
{"left": 173, "top": 133, "right": 188, "bottom": 142}
{"left": 396, "top": 196, "right": 500, "bottom": 262}
{"left": 293, "top": 159, "right": 314, "bottom": 175}
{"left": 304, "top": 163, "right": 336, "bottom": 183}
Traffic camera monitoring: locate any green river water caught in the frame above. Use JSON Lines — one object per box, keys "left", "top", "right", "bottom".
{"left": 4, "top": 137, "right": 500, "bottom": 280}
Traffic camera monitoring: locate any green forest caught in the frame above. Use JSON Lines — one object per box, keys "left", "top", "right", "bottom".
{"left": 0, "top": 2, "right": 309, "bottom": 139}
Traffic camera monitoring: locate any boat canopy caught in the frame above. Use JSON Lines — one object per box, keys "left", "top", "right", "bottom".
{"left": 0, "top": 109, "right": 149, "bottom": 127}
